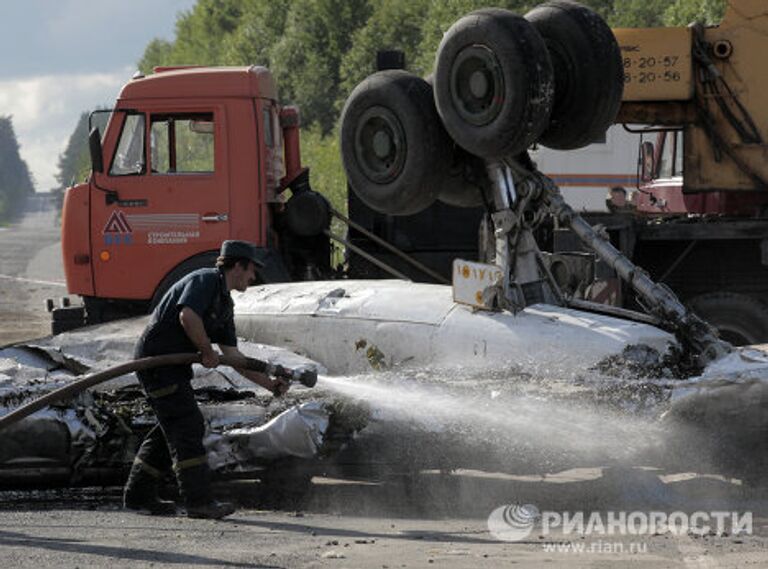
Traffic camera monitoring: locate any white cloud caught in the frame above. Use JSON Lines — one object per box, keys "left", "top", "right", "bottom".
{"left": 0, "top": 0, "right": 196, "bottom": 190}
{"left": 0, "top": 69, "right": 132, "bottom": 191}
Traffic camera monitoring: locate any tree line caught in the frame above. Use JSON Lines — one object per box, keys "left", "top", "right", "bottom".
{"left": 56, "top": 0, "right": 726, "bottom": 210}
{"left": 0, "top": 116, "right": 35, "bottom": 224}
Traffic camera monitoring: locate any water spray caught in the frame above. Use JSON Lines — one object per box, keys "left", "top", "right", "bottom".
{"left": 314, "top": 371, "right": 667, "bottom": 462}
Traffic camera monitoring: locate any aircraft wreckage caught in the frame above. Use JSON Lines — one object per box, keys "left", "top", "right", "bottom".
{"left": 3, "top": 163, "right": 767, "bottom": 489}
{"left": 2, "top": 3, "right": 768, "bottom": 491}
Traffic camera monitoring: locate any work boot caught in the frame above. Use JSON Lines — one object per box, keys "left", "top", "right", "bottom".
{"left": 123, "top": 462, "right": 178, "bottom": 516}
{"left": 176, "top": 461, "right": 229, "bottom": 518}
{"left": 124, "top": 492, "right": 178, "bottom": 516}
{"left": 185, "top": 500, "right": 236, "bottom": 520}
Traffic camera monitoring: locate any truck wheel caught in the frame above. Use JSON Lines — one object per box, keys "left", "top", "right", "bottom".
{"left": 434, "top": 9, "right": 554, "bottom": 159}
{"left": 687, "top": 292, "right": 768, "bottom": 346}
{"left": 150, "top": 251, "right": 219, "bottom": 310}
{"left": 340, "top": 70, "right": 449, "bottom": 216}
{"left": 524, "top": 1, "right": 623, "bottom": 150}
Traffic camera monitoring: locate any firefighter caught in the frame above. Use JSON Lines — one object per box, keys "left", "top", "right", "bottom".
{"left": 123, "top": 240, "right": 289, "bottom": 519}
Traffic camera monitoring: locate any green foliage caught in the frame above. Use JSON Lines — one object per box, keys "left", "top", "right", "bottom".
{"left": 339, "top": 0, "right": 431, "bottom": 96}
{"left": 663, "top": 0, "right": 726, "bottom": 25}
{"left": 170, "top": 0, "right": 246, "bottom": 65}
{"left": 607, "top": 0, "right": 669, "bottom": 27}
{"left": 73, "top": 142, "right": 93, "bottom": 184}
{"left": 138, "top": 0, "right": 247, "bottom": 73}
{"left": 220, "top": 0, "right": 291, "bottom": 67}
{"left": 56, "top": 112, "right": 90, "bottom": 188}
{"left": 137, "top": 0, "right": 716, "bottom": 134}
{"left": 605, "top": 0, "right": 725, "bottom": 26}
{"left": 579, "top": 0, "right": 615, "bottom": 18}
{"left": 269, "top": 0, "right": 372, "bottom": 134}
{"left": 413, "top": 1, "right": 537, "bottom": 74}
{"left": 298, "top": 125, "right": 347, "bottom": 267}
{"left": 300, "top": 126, "right": 346, "bottom": 215}
{"left": 0, "top": 116, "right": 34, "bottom": 223}
{"left": 66, "top": 0, "right": 728, "bottom": 222}
{"left": 138, "top": 39, "right": 174, "bottom": 74}
{"left": 56, "top": 110, "right": 110, "bottom": 194}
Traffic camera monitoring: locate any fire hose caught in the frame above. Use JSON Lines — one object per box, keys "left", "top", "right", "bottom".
{"left": 0, "top": 353, "right": 317, "bottom": 431}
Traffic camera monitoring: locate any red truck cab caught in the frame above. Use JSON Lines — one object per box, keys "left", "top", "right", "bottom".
{"left": 59, "top": 66, "right": 329, "bottom": 328}
{"left": 636, "top": 130, "right": 768, "bottom": 216}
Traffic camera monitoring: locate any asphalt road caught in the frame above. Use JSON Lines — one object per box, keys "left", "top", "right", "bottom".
{"left": 0, "top": 194, "right": 67, "bottom": 345}
{"left": 0, "top": 471, "right": 766, "bottom": 569}
{"left": 1, "top": 200, "right": 767, "bottom": 568}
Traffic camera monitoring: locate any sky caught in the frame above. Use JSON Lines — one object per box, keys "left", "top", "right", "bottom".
{"left": 0, "top": 0, "right": 197, "bottom": 192}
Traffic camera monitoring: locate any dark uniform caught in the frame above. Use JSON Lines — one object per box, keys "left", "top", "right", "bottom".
{"left": 126, "top": 267, "right": 237, "bottom": 511}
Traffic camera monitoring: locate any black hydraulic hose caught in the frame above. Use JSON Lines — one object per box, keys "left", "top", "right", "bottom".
{"left": 0, "top": 353, "right": 313, "bottom": 431}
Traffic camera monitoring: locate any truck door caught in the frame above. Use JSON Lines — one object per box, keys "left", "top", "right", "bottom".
{"left": 90, "top": 107, "right": 229, "bottom": 301}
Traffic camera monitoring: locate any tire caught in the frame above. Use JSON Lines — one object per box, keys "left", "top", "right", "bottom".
{"left": 150, "top": 251, "right": 219, "bottom": 310}
{"left": 434, "top": 9, "right": 554, "bottom": 159}
{"left": 340, "top": 70, "right": 450, "bottom": 216}
{"left": 525, "top": 1, "right": 623, "bottom": 150}
{"left": 687, "top": 292, "right": 768, "bottom": 346}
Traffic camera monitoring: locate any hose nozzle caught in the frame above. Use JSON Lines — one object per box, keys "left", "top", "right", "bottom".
{"left": 241, "top": 357, "right": 318, "bottom": 388}
{"left": 273, "top": 364, "right": 318, "bottom": 388}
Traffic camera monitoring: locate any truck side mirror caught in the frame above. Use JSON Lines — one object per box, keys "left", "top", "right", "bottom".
{"left": 89, "top": 127, "right": 104, "bottom": 174}
{"left": 640, "top": 141, "right": 655, "bottom": 182}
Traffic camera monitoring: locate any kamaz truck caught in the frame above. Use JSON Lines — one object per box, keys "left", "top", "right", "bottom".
{"left": 56, "top": 65, "right": 334, "bottom": 332}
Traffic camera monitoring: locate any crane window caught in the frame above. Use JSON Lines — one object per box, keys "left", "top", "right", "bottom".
{"left": 658, "top": 130, "right": 683, "bottom": 179}
{"left": 150, "top": 113, "right": 215, "bottom": 174}
{"left": 109, "top": 114, "right": 145, "bottom": 176}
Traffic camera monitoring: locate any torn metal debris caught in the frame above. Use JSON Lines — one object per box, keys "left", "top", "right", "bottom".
{"left": 0, "top": 318, "right": 363, "bottom": 487}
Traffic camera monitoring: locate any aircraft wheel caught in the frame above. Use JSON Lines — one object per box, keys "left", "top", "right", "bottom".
{"left": 525, "top": 1, "right": 623, "bottom": 150}
{"left": 434, "top": 9, "right": 554, "bottom": 159}
{"left": 340, "top": 70, "right": 448, "bottom": 216}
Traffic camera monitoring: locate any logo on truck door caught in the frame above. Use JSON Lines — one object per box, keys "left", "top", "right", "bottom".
{"left": 103, "top": 210, "right": 133, "bottom": 245}
{"left": 102, "top": 210, "right": 201, "bottom": 245}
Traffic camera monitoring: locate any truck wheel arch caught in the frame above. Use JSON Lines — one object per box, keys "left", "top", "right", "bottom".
{"left": 687, "top": 292, "right": 768, "bottom": 346}
{"left": 150, "top": 249, "right": 294, "bottom": 310}
{"left": 149, "top": 251, "right": 220, "bottom": 310}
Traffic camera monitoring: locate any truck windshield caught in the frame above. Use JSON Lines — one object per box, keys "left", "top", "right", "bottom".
{"left": 109, "top": 114, "right": 145, "bottom": 176}
{"left": 150, "top": 113, "right": 215, "bottom": 174}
